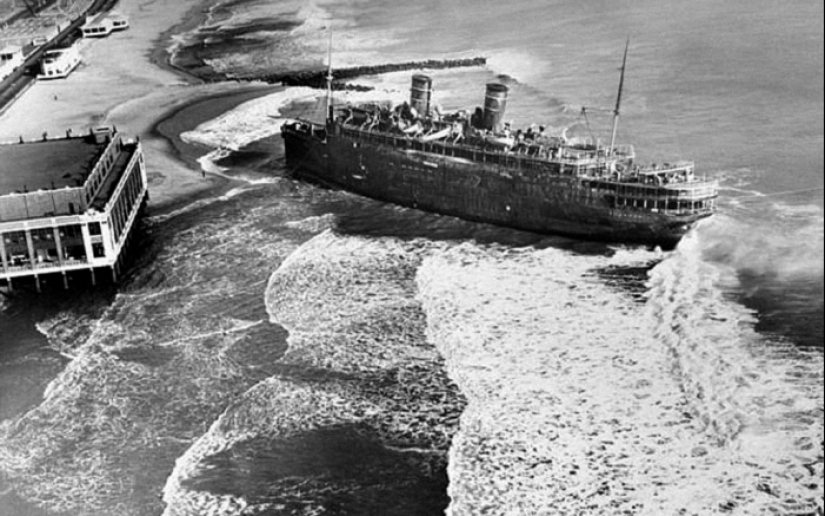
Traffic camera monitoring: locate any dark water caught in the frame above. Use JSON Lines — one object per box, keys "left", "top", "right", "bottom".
{"left": 186, "top": 425, "right": 450, "bottom": 514}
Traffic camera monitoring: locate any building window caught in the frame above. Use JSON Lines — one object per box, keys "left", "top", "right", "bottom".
{"left": 61, "top": 225, "right": 83, "bottom": 241}
{"left": 88, "top": 222, "right": 102, "bottom": 235}
{"left": 92, "top": 243, "right": 105, "bottom": 258}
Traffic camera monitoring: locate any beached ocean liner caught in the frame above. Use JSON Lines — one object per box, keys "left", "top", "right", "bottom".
{"left": 282, "top": 45, "right": 718, "bottom": 247}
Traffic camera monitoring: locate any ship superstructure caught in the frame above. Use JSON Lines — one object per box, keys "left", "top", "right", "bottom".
{"left": 282, "top": 47, "right": 718, "bottom": 247}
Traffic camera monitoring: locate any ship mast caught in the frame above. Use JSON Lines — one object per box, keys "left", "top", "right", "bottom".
{"left": 609, "top": 39, "right": 629, "bottom": 155}
{"left": 325, "top": 29, "right": 334, "bottom": 123}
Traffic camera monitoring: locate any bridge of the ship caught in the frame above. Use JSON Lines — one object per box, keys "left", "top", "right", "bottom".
{"left": 587, "top": 163, "right": 717, "bottom": 215}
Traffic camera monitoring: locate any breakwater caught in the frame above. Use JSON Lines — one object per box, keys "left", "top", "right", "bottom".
{"left": 241, "top": 57, "right": 487, "bottom": 89}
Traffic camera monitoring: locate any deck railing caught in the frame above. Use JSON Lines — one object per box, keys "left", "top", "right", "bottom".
{"left": 287, "top": 121, "right": 718, "bottom": 202}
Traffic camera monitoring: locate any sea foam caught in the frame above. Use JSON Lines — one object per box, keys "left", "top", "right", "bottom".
{"left": 0, "top": 190, "right": 306, "bottom": 515}
{"left": 161, "top": 231, "right": 463, "bottom": 515}
{"left": 416, "top": 237, "right": 822, "bottom": 515}
{"left": 180, "top": 87, "right": 320, "bottom": 151}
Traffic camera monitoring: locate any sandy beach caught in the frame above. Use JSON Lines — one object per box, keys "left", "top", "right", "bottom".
{"left": 0, "top": 0, "right": 276, "bottom": 210}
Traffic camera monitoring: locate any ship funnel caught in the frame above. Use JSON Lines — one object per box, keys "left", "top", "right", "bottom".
{"left": 482, "top": 83, "right": 508, "bottom": 131}
{"left": 410, "top": 74, "right": 433, "bottom": 117}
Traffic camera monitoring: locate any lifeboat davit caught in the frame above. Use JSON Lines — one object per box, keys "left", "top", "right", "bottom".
{"left": 403, "top": 122, "right": 423, "bottom": 135}
{"left": 420, "top": 127, "right": 451, "bottom": 142}
{"left": 484, "top": 134, "right": 515, "bottom": 149}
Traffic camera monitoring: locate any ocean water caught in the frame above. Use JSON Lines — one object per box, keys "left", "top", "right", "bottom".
{"left": 1, "top": 0, "right": 822, "bottom": 515}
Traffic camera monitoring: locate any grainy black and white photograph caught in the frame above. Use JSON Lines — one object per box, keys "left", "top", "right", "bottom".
{"left": 0, "top": 0, "right": 822, "bottom": 515}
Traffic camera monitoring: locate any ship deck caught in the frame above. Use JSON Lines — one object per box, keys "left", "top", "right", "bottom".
{"left": 325, "top": 123, "right": 716, "bottom": 197}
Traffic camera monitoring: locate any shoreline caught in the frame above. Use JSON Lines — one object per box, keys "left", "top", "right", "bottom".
{"left": 147, "top": 84, "right": 284, "bottom": 215}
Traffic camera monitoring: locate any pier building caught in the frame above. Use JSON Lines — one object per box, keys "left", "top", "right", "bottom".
{"left": 0, "top": 45, "right": 23, "bottom": 81}
{"left": 79, "top": 12, "right": 114, "bottom": 38}
{"left": 0, "top": 127, "right": 146, "bottom": 291}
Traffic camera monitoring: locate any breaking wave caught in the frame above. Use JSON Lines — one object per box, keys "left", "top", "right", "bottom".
{"left": 704, "top": 202, "right": 824, "bottom": 285}
{"left": 3, "top": 210, "right": 820, "bottom": 516}
{"left": 180, "top": 87, "right": 319, "bottom": 151}
{"left": 416, "top": 234, "right": 822, "bottom": 515}
{"left": 161, "top": 231, "right": 464, "bottom": 515}
{"left": 0, "top": 187, "right": 307, "bottom": 516}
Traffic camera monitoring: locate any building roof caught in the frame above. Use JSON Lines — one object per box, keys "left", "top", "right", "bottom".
{"left": 82, "top": 12, "right": 111, "bottom": 27}
{"left": 1, "top": 45, "right": 22, "bottom": 55}
{"left": 0, "top": 136, "right": 106, "bottom": 197}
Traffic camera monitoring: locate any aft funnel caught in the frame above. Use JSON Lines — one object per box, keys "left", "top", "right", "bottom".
{"left": 410, "top": 74, "right": 433, "bottom": 117}
{"left": 482, "top": 83, "right": 508, "bottom": 131}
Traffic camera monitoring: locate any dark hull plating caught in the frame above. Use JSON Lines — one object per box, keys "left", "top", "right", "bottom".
{"left": 283, "top": 127, "right": 706, "bottom": 248}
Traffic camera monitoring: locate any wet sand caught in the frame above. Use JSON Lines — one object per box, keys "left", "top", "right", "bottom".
{"left": 148, "top": 85, "right": 282, "bottom": 213}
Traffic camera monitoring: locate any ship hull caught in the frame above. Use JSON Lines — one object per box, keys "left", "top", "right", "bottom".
{"left": 282, "top": 126, "right": 705, "bottom": 248}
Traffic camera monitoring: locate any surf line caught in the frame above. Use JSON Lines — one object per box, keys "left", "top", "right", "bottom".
{"left": 156, "top": 319, "right": 265, "bottom": 348}
{"left": 731, "top": 186, "right": 824, "bottom": 201}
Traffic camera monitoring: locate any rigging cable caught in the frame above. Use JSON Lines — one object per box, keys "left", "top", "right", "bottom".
{"left": 580, "top": 107, "right": 597, "bottom": 146}
{"left": 730, "top": 186, "right": 824, "bottom": 201}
